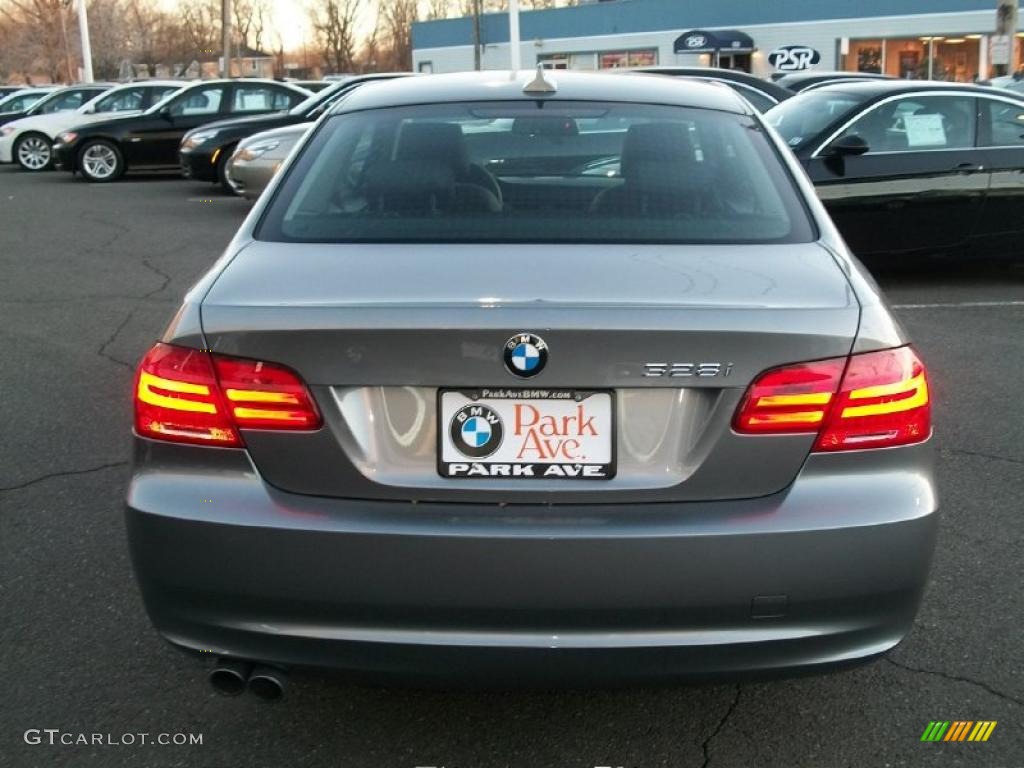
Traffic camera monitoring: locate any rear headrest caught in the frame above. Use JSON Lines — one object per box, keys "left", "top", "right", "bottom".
{"left": 620, "top": 122, "right": 695, "bottom": 180}
{"left": 364, "top": 159, "right": 455, "bottom": 212}
{"left": 395, "top": 122, "right": 469, "bottom": 175}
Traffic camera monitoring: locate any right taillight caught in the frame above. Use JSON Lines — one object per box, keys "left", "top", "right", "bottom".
{"left": 734, "top": 346, "right": 931, "bottom": 452}
{"left": 134, "top": 343, "right": 321, "bottom": 447}
{"left": 815, "top": 346, "right": 930, "bottom": 452}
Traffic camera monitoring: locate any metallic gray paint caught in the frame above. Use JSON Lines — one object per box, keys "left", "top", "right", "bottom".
{"left": 127, "top": 71, "right": 935, "bottom": 682}
{"left": 127, "top": 437, "right": 936, "bottom": 681}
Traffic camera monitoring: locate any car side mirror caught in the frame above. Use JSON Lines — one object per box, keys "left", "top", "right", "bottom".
{"left": 159, "top": 105, "right": 173, "bottom": 120}
{"left": 83, "top": 105, "right": 95, "bottom": 114}
{"left": 825, "top": 134, "right": 870, "bottom": 157}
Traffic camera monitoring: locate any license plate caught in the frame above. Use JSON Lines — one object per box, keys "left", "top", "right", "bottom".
{"left": 438, "top": 389, "right": 615, "bottom": 480}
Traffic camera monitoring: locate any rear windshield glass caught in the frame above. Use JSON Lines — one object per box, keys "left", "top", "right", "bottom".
{"left": 257, "top": 101, "right": 814, "bottom": 245}
{"left": 766, "top": 90, "right": 865, "bottom": 150}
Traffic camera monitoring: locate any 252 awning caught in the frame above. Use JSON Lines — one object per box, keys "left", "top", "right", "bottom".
{"left": 673, "top": 29, "right": 755, "bottom": 54}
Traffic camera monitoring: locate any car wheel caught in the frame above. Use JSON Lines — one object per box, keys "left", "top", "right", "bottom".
{"left": 78, "top": 140, "right": 124, "bottom": 182}
{"left": 216, "top": 145, "right": 238, "bottom": 195}
{"left": 14, "top": 132, "right": 53, "bottom": 171}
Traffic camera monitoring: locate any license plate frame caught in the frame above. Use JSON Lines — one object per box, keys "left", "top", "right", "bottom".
{"left": 437, "top": 388, "right": 616, "bottom": 480}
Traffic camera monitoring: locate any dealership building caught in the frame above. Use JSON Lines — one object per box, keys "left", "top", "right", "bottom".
{"left": 411, "top": 0, "right": 1024, "bottom": 82}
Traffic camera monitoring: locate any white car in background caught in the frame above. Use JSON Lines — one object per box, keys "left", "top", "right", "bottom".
{"left": 0, "top": 81, "right": 185, "bottom": 171}
{"left": 0, "top": 87, "right": 57, "bottom": 115}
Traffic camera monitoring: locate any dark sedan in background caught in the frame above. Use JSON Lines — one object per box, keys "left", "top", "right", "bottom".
{"left": 773, "top": 71, "right": 893, "bottom": 92}
{"left": 631, "top": 66, "right": 793, "bottom": 111}
{"left": 179, "top": 73, "right": 411, "bottom": 191}
{"left": 767, "top": 81, "right": 1024, "bottom": 262}
{"left": 0, "top": 83, "right": 114, "bottom": 129}
{"left": 52, "top": 79, "right": 310, "bottom": 182}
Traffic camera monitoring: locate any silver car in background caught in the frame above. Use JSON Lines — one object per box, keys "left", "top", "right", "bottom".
{"left": 127, "top": 71, "right": 936, "bottom": 696}
{"left": 225, "top": 122, "right": 311, "bottom": 200}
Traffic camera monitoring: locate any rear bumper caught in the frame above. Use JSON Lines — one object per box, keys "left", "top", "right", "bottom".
{"left": 126, "top": 438, "right": 938, "bottom": 684}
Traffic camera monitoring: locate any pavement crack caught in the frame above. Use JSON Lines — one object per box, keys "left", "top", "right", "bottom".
{"left": 701, "top": 684, "right": 741, "bottom": 768}
{"left": 97, "top": 310, "right": 136, "bottom": 371}
{"left": 940, "top": 447, "right": 1024, "bottom": 467}
{"left": 0, "top": 461, "right": 128, "bottom": 493}
{"left": 141, "top": 258, "right": 172, "bottom": 299}
{"left": 886, "top": 657, "right": 1024, "bottom": 707}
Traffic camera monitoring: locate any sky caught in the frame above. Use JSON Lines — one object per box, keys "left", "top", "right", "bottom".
{"left": 267, "top": 0, "right": 316, "bottom": 51}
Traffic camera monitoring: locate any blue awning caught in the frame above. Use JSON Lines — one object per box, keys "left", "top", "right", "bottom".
{"left": 673, "top": 29, "right": 755, "bottom": 54}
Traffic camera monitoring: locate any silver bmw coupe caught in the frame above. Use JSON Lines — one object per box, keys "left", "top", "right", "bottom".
{"left": 127, "top": 70, "right": 936, "bottom": 697}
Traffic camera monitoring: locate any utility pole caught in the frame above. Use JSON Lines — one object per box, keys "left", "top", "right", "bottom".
{"left": 509, "top": 0, "right": 521, "bottom": 71}
{"left": 58, "top": 3, "right": 75, "bottom": 82}
{"left": 221, "top": 0, "right": 232, "bottom": 78}
{"left": 994, "top": 0, "right": 1019, "bottom": 77}
{"left": 472, "top": 0, "right": 481, "bottom": 70}
{"left": 78, "top": 0, "right": 93, "bottom": 82}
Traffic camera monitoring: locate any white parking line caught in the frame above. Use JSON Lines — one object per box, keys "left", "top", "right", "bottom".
{"left": 892, "top": 300, "right": 1024, "bottom": 309}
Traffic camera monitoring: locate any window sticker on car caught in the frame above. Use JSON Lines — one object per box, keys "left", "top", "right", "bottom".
{"left": 904, "top": 114, "right": 946, "bottom": 148}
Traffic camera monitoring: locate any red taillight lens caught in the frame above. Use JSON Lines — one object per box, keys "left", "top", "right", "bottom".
{"left": 815, "top": 346, "right": 930, "bottom": 452}
{"left": 733, "top": 358, "right": 846, "bottom": 434}
{"left": 734, "top": 346, "right": 931, "bottom": 452}
{"left": 134, "top": 343, "right": 320, "bottom": 447}
{"left": 213, "top": 356, "right": 321, "bottom": 430}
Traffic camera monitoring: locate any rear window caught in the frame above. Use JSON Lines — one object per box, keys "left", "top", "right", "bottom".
{"left": 257, "top": 101, "right": 814, "bottom": 245}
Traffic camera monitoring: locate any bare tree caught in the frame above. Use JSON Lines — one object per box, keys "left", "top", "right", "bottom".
{"left": 1, "top": 0, "right": 73, "bottom": 81}
{"left": 379, "top": 0, "right": 418, "bottom": 70}
{"left": 179, "top": 0, "right": 221, "bottom": 57}
{"left": 309, "top": 0, "right": 363, "bottom": 75}
{"left": 234, "top": 0, "right": 269, "bottom": 52}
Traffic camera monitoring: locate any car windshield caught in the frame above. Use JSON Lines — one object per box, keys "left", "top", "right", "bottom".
{"left": 766, "top": 89, "right": 866, "bottom": 150}
{"left": 146, "top": 87, "right": 191, "bottom": 114}
{"left": 258, "top": 100, "right": 814, "bottom": 245}
{"left": 0, "top": 90, "right": 46, "bottom": 112}
{"left": 289, "top": 81, "right": 346, "bottom": 116}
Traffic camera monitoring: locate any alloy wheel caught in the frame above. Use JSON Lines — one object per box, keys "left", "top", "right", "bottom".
{"left": 16, "top": 135, "right": 51, "bottom": 171}
{"left": 81, "top": 143, "right": 119, "bottom": 181}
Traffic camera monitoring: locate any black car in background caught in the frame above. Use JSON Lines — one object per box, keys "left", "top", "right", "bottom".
{"left": 630, "top": 66, "right": 793, "bottom": 111}
{"left": 773, "top": 70, "right": 893, "bottom": 92}
{"left": 767, "top": 81, "right": 1024, "bottom": 261}
{"left": 52, "top": 79, "right": 310, "bottom": 182}
{"left": 0, "top": 83, "right": 114, "bottom": 129}
{"left": 179, "top": 73, "right": 412, "bottom": 190}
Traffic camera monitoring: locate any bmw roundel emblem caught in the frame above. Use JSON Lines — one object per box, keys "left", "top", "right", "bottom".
{"left": 503, "top": 333, "right": 548, "bottom": 378}
{"left": 450, "top": 404, "right": 504, "bottom": 458}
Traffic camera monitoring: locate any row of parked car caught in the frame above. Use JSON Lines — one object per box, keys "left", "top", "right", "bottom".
{"left": 2, "top": 68, "right": 1023, "bottom": 261}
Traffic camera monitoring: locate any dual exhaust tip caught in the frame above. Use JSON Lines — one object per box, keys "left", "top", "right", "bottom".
{"left": 209, "top": 659, "right": 287, "bottom": 700}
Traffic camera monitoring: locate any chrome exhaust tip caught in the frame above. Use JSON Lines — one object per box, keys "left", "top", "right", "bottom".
{"left": 248, "top": 665, "right": 288, "bottom": 700}
{"left": 208, "top": 659, "right": 252, "bottom": 696}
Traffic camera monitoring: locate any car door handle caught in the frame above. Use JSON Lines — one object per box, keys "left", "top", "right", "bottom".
{"left": 953, "top": 162, "right": 984, "bottom": 171}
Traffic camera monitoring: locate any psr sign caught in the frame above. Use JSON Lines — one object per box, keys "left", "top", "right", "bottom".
{"left": 768, "top": 45, "right": 821, "bottom": 71}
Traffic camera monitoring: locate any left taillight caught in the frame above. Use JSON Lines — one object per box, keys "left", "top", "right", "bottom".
{"left": 133, "top": 343, "right": 320, "bottom": 447}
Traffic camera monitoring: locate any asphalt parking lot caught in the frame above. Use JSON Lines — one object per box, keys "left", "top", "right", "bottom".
{"left": 1, "top": 165, "right": 1021, "bottom": 768}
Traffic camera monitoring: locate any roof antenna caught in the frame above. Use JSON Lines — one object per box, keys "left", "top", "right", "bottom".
{"left": 523, "top": 64, "right": 557, "bottom": 95}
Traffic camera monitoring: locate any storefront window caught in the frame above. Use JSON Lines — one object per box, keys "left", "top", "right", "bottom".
{"left": 850, "top": 40, "right": 883, "bottom": 73}
{"left": 598, "top": 49, "right": 657, "bottom": 69}
{"left": 538, "top": 52, "right": 600, "bottom": 70}
{"left": 844, "top": 36, "right": 980, "bottom": 82}
{"left": 541, "top": 49, "right": 656, "bottom": 71}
